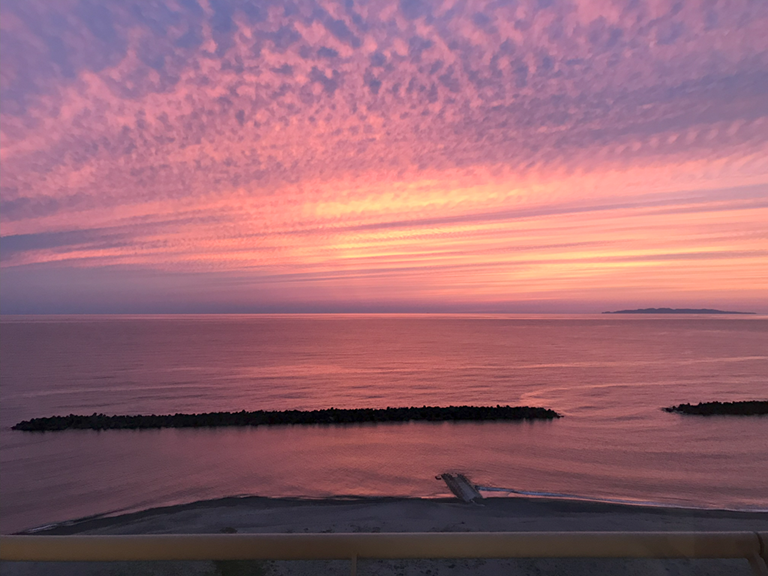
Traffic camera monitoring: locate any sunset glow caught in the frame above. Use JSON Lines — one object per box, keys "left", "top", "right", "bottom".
{"left": 2, "top": 0, "right": 767, "bottom": 312}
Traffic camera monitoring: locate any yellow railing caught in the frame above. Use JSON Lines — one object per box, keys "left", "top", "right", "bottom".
{"left": 2, "top": 531, "right": 767, "bottom": 575}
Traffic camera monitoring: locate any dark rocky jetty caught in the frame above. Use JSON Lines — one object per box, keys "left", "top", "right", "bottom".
{"left": 663, "top": 400, "right": 768, "bottom": 416}
{"left": 603, "top": 308, "right": 755, "bottom": 314}
{"left": 12, "top": 405, "right": 561, "bottom": 432}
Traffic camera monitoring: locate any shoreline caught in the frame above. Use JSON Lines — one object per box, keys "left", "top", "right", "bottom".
{"left": 17, "top": 494, "right": 768, "bottom": 536}
{"left": 8, "top": 496, "right": 768, "bottom": 575}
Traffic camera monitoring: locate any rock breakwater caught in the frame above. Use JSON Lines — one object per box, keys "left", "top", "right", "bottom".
{"left": 13, "top": 405, "right": 562, "bottom": 431}
{"left": 663, "top": 400, "right": 768, "bottom": 416}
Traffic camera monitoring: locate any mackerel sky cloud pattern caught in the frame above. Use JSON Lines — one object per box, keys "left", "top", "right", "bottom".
{"left": 1, "top": 0, "right": 767, "bottom": 312}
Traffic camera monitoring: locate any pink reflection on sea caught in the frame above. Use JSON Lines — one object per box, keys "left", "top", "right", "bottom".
{"left": 1, "top": 315, "right": 767, "bottom": 533}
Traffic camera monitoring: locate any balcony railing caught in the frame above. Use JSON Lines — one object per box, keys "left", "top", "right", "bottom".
{"left": 2, "top": 531, "right": 767, "bottom": 575}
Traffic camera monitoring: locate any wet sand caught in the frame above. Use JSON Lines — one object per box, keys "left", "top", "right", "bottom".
{"left": 4, "top": 496, "right": 768, "bottom": 575}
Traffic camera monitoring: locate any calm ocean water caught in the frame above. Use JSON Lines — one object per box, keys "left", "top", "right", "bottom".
{"left": 1, "top": 314, "right": 767, "bottom": 533}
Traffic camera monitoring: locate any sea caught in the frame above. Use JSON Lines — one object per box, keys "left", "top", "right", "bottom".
{"left": 1, "top": 314, "right": 766, "bottom": 534}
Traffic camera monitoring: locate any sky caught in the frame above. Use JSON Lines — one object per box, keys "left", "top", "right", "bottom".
{"left": 1, "top": 0, "right": 767, "bottom": 314}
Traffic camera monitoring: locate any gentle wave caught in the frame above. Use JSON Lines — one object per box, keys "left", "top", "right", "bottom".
{"left": 474, "top": 486, "right": 768, "bottom": 513}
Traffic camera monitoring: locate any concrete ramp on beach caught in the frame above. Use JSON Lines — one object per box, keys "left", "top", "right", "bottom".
{"left": 439, "top": 473, "right": 483, "bottom": 503}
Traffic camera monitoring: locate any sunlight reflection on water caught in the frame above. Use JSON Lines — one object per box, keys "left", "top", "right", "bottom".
{"left": 1, "top": 314, "right": 767, "bottom": 533}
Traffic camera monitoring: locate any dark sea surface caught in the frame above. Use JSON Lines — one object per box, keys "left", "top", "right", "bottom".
{"left": 1, "top": 314, "right": 767, "bottom": 533}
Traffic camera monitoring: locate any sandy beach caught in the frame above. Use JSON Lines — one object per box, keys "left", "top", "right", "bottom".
{"left": 4, "top": 496, "right": 767, "bottom": 575}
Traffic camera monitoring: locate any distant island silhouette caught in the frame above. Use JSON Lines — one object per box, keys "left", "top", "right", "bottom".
{"left": 664, "top": 401, "right": 768, "bottom": 416}
{"left": 603, "top": 308, "right": 755, "bottom": 315}
{"left": 12, "top": 405, "right": 561, "bottom": 432}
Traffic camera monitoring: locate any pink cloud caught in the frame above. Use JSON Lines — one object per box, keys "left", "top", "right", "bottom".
{"left": 1, "top": 0, "right": 767, "bottom": 312}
